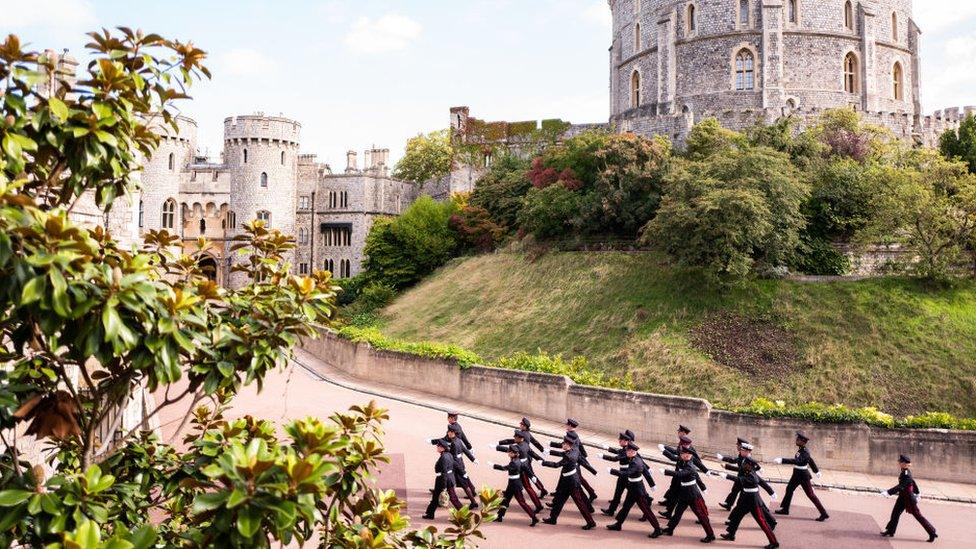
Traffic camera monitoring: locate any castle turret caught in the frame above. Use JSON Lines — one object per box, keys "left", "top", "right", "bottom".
{"left": 141, "top": 115, "right": 197, "bottom": 235}
{"left": 224, "top": 113, "right": 301, "bottom": 287}
{"left": 345, "top": 150, "right": 359, "bottom": 173}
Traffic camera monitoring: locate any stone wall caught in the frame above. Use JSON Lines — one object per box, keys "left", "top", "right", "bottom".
{"left": 302, "top": 330, "right": 976, "bottom": 483}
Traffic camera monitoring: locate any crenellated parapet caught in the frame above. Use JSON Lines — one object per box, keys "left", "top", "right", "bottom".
{"left": 223, "top": 114, "right": 301, "bottom": 148}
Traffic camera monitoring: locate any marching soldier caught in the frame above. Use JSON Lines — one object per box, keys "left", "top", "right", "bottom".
{"left": 600, "top": 430, "right": 636, "bottom": 516}
{"left": 445, "top": 424, "right": 480, "bottom": 509}
{"left": 447, "top": 411, "right": 473, "bottom": 450}
{"left": 659, "top": 435, "right": 708, "bottom": 518}
{"left": 719, "top": 442, "right": 776, "bottom": 530}
{"left": 550, "top": 421, "right": 598, "bottom": 505}
{"left": 658, "top": 446, "right": 715, "bottom": 543}
{"left": 423, "top": 439, "right": 464, "bottom": 519}
{"left": 717, "top": 456, "right": 779, "bottom": 549}
{"left": 773, "top": 431, "right": 829, "bottom": 522}
{"left": 541, "top": 436, "right": 597, "bottom": 530}
{"left": 492, "top": 430, "right": 544, "bottom": 513}
{"left": 880, "top": 454, "right": 938, "bottom": 542}
{"left": 518, "top": 417, "right": 549, "bottom": 497}
{"left": 487, "top": 444, "right": 540, "bottom": 526}
{"left": 605, "top": 442, "right": 665, "bottom": 538}
{"left": 717, "top": 437, "right": 750, "bottom": 511}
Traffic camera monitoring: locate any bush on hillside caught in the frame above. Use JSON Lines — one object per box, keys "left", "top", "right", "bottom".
{"left": 492, "top": 351, "right": 634, "bottom": 390}
{"left": 517, "top": 184, "right": 585, "bottom": 239}
{"left": 790, "top": 235, "right": 851, "bottom": 276}
{"left": 469, "top": 154, "right": 532, "bottom": 230}
{"left": 939, "top": 113, "right": 976, "bottom": 174}
{"left": 450, "top": 204, "right": 506, "bottom": 253}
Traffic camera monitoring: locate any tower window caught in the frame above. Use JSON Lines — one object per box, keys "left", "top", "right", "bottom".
{"left": 891, "top": 12, "right": 898, "bottom": 41}
{"left": 844, "top": 52, "right": 859, "bottom": 93}
{"left": 257, "top": 210, "right": 271, "bottom": 227}
{"left": 739, "top": 0, "right": 750, "bottom": 26}
{"left": 687, "top": 4, "right": 697, "bottom": 33}
{"left": 260, "top": 172, "right": 268, "bottom": 187}
{"left": 162, "top": 198, "right": 176, "bottom": 229}
{"left": 635, "top": 22, "right": 641, "bottom": 52}
{"left": 299, "top": 262, "right": 309, "bottom": 275}
{"left": 735, "top": 49, "right": 755, "bottom": 91}
{"left": 243, "top": 149, "right": 248, "bottom": 164}
{"left": 844, "top": 1, "right": 854, "bottom": 31}
{"left": 341, "top": 191, "right": 349, "bottom": 208}
{"left": 630, "top": 70, "right": 641, "bottom": 109}
{"left": 212, "top": 170, "right": 219, "bottom": 182}
{"left": 138, "top": 200, "right": 144, "bottom": 228}
{"left": 281, "top": 150, "right": 286, "bottom": 165}
{"left": 324, "top": 258, "right": 335, "bottom": 274}
{"left": 893, "top": 62, "right": 904, "bottom": 100}
{"left": 168, "top": 152, "right": 175, "bottom": 171}
{"left": 199, "top": 219, "right": 206, "bottom": 233}
{"left": 227, "top": 211, "right": 236, "bottom": 229}
{"left": 788, "top": 0, "right": 797, "bottom": 23}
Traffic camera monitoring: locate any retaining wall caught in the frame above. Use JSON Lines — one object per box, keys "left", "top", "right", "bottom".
{"left": 301, "top": 331, "right": 976, "bottom": 483}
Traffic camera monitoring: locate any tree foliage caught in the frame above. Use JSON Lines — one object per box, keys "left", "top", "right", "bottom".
{"left": 468, "top": 154, "right": 530, "bottom": 230}
{"left": 0, "top": 29, "right": 497, "bottom": 547}
{"left": 393, "top": 130, "right": 455, "bottom": 184}
{"left": 940, "top": 113, "right": 976, "bottom": 174}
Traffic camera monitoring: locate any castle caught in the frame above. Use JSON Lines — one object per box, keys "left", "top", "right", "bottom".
{"left": 608, "top": 0, "right": 973, "bottom": 145}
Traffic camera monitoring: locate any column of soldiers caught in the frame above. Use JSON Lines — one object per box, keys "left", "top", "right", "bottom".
{"left": 425, "top": 413, "right": 939, "bottom": 545}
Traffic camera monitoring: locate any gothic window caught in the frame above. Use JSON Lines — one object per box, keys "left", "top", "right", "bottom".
{"left": 257, "top": 210, "right": 271, "bottom": 227}
{"left": 168, "top": 152, "right": 174, "bottom": 171}
{"left": 844, "top": 52, "right": 859, "bottom": 93}
{"left": 788, "top": 0, "right": 797, "bottom": 23}
{"left": 260, "top": 172, "right": 268, "bottom": 188}
{"left": 687, "top": 4, "right": 697, "bottom": 33}
{"left": 299, "top": 262, "right": 309, "bottom": 275}
{"left": 339, "top": 259, "right": 351, "bottom": 278}
{"left": 735, "top": 49, "right": 755, "bottom": 91}
{"left": 635, "top": 22, "right": 641, "bottom": 52}
{"left": 243, "top": 148, "right": 248, "bottom": 164}
{"left": 891, "top": 12, "right": 898, "bottom": 41}
{"left": 227, "top": 211, "right": 236, "bottom": 229}
{"left": 281, "top": 150, "right": 286, "bottom": 165}
{"left": 324, "top": 259, "right": 335, "bottom": 274}
{"left": 162, "top": 199, "right": 176, "bottom": 229}
{"left": 299, "top": 227, "right": 308, "bottom": 245}
{"left": 630, "top": 70, "right": 641, "bottom": 109}
{"left": 739, "top": 0, "right": 750, "bottom": 27}
{"left": 138, "top": 200, "right": 144, "bottom": 228}
{"left": 199, "top": 219, "right": 206, "bottom": 234}
{"left": 844, "top": 1, "right": 854, "bottom": 31}
{"left": 893, "top": 62, "right": 904, "bottom": 100}
{"left": 329, "top": 191, "right": 337, "bottom": 209}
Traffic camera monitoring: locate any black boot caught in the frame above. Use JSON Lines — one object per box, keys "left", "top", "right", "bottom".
{"left": 542, "top": 517, "right": 557, "bottom": 525}
{"left": 701, "top": 534, "right": 715, "bottom": 543}
{"left": 774, "top": 509, "right": 789, "bottom": 516}
{"left": 720, "top": 533, "right": 735, "bottom": 541}
{"left": 601, "top": 507, "right": 616, "bottom": 517}
{"left": 649, "top": 528, "right": 664, "bottom": 538}
{"left": 928, "top": 533, "right": 939, "bottom": 543}
{"left": 530, "top": 516, "right": 539, "bottom": 527}
{"left": 880, "top": 531, "right": 893, "bottom": 537}
{"left": 422, "top": 513, "right": 434, "bottom": 520}
{"left": 816, "top": 514, "right": 829, "bottom": 522}
{"left": 606, "top": 523, "right": 622, "bottom": 531}
{"left": 764, "top": 543, "right": 780, "bottom": 549}
{"left": 719, "top": 502, "right": 732, "bottom": 511}
{"left": 582, "top": 522, "right": 596, "bottom": 531}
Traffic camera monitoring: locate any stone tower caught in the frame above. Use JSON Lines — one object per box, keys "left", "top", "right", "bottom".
{"left": 141, "top": 116, "right": 197, "bottom": 234}
{"left": 224, "top": 114, "right": 301, "bottom": 287}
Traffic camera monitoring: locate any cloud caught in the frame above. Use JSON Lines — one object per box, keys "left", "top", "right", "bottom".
{"left": 1, "top": 0, "right": 96, "bottom": 29}
{"left": 215, "top": 48, "right": 276, "bottom": 77}
{"left": 914, "top": 1, "right": 976, "bottom": 34}
{"left": 344, "top": 14, "right": 423, "bottom": 54}
{"left": 922, "top": 31, "right": 976, "bottom": 110}
{"left": 582, "top": 0, "right": 612, "bottom": 28}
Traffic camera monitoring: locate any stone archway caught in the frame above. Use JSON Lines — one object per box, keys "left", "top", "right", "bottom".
{"left": 198, "top": 255, "right": 218, "bottom": 282}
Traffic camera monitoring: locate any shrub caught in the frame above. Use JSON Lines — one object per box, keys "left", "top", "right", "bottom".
{"left": 791, "top": 235, "right": 851, "bottom": 276}
{"left": 491, "top": 351, "right": 634, "bottom": 390}
{"left": 337, "top": 326, "right": 484, "bottom": 368}
{"left": 469, "top": 154, "right": 532, "bottom": 230}
{"left": 940, "top": 113, "right": 976, "bottom": 174}
{"left": 450, "top": 205, "right": 505, "bottom": 253}
{"left": 518, "top": 184, "right": 584, "bottom": 240}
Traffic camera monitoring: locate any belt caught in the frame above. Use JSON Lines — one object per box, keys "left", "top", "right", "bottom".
{"left": 629, "top": 477, "right": 643, "bottom": 483}
{"left": 743, "top": 488, "right": 759, "bottom": 493}
{"left": 794, "top": 465, "right": 809, "bottom": 470}
{"left": 520, "top": 459, "right": 528, "bottom": 463}
{"left": 681, "top": 481, "right": 697, "bottom": 487}
{"left": 562, "top": 470, "right": 578, "bottom": 477}
{"left": 509, "top": 475, "right": 520, "bottom": 479}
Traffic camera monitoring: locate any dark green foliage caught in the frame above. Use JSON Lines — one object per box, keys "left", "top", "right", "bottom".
{"left": 940, "top": 114, "right": 976, "bottom": 174}
{"left": 804, "top": 158, "right": 877, "bottom": 241}
{"left": 450, "top": 205, "right": 505, "bottom": 253}
{"left": 517, "top": 184, "right": 584, "bottom": 239}
{"left": 791, "top": 235, "right": 851, "bottom": 276}
{"left": 469, "top": 154, "right": 531, "bottom": 230}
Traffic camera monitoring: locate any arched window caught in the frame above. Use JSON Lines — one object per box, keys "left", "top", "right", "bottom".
{"left": 256, "top": 210, "right": 271, "bottom": 227}
{"left": 735, "top": 49, "right": 755, "bottom": 91}
{"left": 844, "top": 1, "right": 854, "bottom": 31}
{"left": 635, "top": 22, "right": 641, "bottom": 52}
{"left": 243, "top": 149, "right": 248, "bottom": 164}
{"left": 199, "top": 219, "right": 206, "bottom": 233}
{"left": 138, "top": 200, "right": 144, "bottom": 228}
{"left": 739, "top": 0, "right": 750, "bottom": 26}
{"left": 324, "top": 259, "right": 335, "bottom": 274}
{"left": 227, "top": 211, "right": 236, "bottom": 229}
{"left": 260, "top": 172, "right": 268, "bottom": 188}
{"left": 687, "top": 4, "right": 697, "bottom": 33}
{"left": 162, "top": 199, "right": 176, "bottom": 229}
{"left": 893, "top": 62, "right": 904, "bottom": 100}
{"left": 630, "top": 70, "right": 641, "bottom": 109}
{"left": 788, "top": 0, "right": 797, "bottom": 23}
{"left": 280, "top": 150, "right": 285, "bottom": 165}
{"left": 844, "top": 52, "right": 859, "bottom": 93}
{"left": 891, "top": 12, "right": 898, "bottom": 41}
{"left": 168, "top": 152, "right": 175, "bottom": 171}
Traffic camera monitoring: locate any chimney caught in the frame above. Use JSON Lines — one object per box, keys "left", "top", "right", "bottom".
{"left": 345, "top": 150, "right": 358, "bottom": 173}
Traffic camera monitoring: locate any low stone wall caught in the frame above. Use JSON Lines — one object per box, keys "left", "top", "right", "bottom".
{"left": 302, "top": 331, "right": 976, "bottom": 483}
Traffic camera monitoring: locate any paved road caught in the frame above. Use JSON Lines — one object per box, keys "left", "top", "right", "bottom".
{"left": 158, "top": 362, "right": 974, "bottom": 548}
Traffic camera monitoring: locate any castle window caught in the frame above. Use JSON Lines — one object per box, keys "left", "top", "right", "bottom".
{"left": 191, "top": 171, "right": 197, "bottom": 182}
{"left": 299, "top": 262, "right": 309, "bottom": 275}
{"left": 630, "top": 70, "right": 641, "bottom": 109}
{"left": 256, "top": 210, "right": 271, "bottom": 228}
{"left": 844, "top": 52, "right": 859, "bottom": 93}
{"left": 844, "top": 1, "right": 854, "bottom": 31}
{"left": 788, "top": 0, "right": 797, "bottom": 23}
{"left": 212, "top": 170, "right": 219, "bottom": 182}
{"left": 227, "top": 211, "right": 236, "bottom": 229}
{"left": 168, "top": 153, "right": 175, "bottom": 171}
{"left": 281, "top": 150, "right": 286, "bottom": 165}
{"left": 329, "top": 191, "right": 337, "bottom": 209}
{"left": 891, "top": 12, "right": 898, "bottom": 41}
{"left": 199, "top": 219, "right": 206, "bottom": 234}
{"left": 735, "top": 49, "right": 755, "bottom": 91}
{"left": 260, "top": 172, "right": 268, "bottom": 188}
{"left": 739, "top": 0, "right": 750, "bottom": 27}
{"left": 340, "top": 259, "right": 351, "bottom": 278}
{"left": 687, "top": 4, "right": 697, "bottom": 33}
{"left": 243, "top": 149, "right": 248, "bottom": 164}
{"left": 324, "top": 259, "right": 335, "bottom": 274}
{"left": 138, "top": 200, "right": 144, "bottom": 228}
{"left": 893, "top": 62, "right": 904, "bottom": 100}
{"left": 299, "top": 227, "right": 308, "bottom": 245}
{"left": 299, "top": 195, "right": 310, "bottom": 210}
{"left": 634, "top": 22, "right": 641, "bottom": 52}
{"left": 324, "top": 226, "right": 352, "bottom": 247}
{"left": 484, "top": 152, "right": 493, "bottom": 168}
{"left": 162, "top": 199, "right": 176, "bottom": 229}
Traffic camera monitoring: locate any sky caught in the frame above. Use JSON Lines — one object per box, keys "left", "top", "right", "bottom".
{"left": 2, "top": 0, "right": 975, "bottom": 168}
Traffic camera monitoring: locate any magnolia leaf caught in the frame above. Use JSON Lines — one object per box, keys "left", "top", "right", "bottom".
{"left": 0, "top": 489, "right": 32, "bottom": 507}
{"left": 49, "top": 97, "right": 69, "bottom": 121}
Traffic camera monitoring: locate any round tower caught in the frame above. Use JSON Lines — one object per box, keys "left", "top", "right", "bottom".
{"left": 224, "top": 114, "right": 301, "bottom": 286}
{"left": 140, "top": 115, "right": 197, "bottom": 234}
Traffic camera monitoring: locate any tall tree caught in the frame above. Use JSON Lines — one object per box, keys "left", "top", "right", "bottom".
{"left": 940, "top": 114, "right": 976, "bottom": 174}
{"left": 393, "top": 129, "right": 455, "bottom": 183}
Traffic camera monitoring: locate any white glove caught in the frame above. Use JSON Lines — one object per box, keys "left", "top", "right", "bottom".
{"left": 544, "top": 448, "right": 552, "bottom": 456}
{"left": 650, "top": 485, "right": 657, "bottom": 492}
{"left": 604, "top": 444, "right": 612, "bottom": 451}
{"left": 816, "top": 472, "right": 822, "bottom": 479}
{"left": 879, "top": 489, "right": 891, "bottom": 498}
{"left": 487, "top": 461, "right": 496, "bottom": 468}
{"left": 771, "top": 492, "right": 778, "bottom": 501}
{"left": 658, "top": 444, "right": 666, "bottom": 452}
{"left": 487, "top": 443, "right": 495, "bottom": 451}
{"left": 607, "top": 467, "right": 613, "bottom": 474}
{"left": 427, "top": 438, "right": 435, "bottom": 444}
{"left": 472, "top": 460, "right": 479, "bottom": 466}
{"left": 716, "top": 453, "right": 724, "bottom": 461}
{"left": 774, "top": 458, "right": 783, "bottom": 464}
{"left": 659, "top": 468, "right": 666, "bottom": 475}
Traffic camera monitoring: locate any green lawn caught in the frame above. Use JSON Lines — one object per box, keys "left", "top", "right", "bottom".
{"left": 377, "top": 252, "right": 976, "bottom": 417}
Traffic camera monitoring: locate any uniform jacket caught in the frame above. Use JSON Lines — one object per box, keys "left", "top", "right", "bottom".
{"left": 542, "top": 447, "right": 582, "bottom": 487}
{"left": 886, "top": 469, "right": 921, "bottom": 499}
{"left": 664, "top": 460, "right": 706, "bottom": 502}
{"left": 611, "top": 455, "right": 656, "bottom": 491}
{"left": 724, "top": 470, "right": 773, "bottom": 503}
{"left": 436, "top": 452, "right": 457, "bottom": 488}
{"left": 663, "top": 444, "right": 709, "bottom": 473}
{"left": 448, "top": 422, "right": 473, "bottom": 450}
{"left": 782, "top": 446, "right": 819, "bottom": 478}
{"left": 493, "top": 459, "right": 525, "bottom": 492}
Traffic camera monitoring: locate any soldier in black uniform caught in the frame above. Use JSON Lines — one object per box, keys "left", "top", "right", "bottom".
{"left": 518, "top": 417, "right": 549, "bottom": 498}
{"left": 605, "top": 442, "right": 665, "bottom": 538}
{"left": 600, "top": 430, "right": 636, "bottom": 516}
{"left": 774, "top": 431, "right": 829, "bottom": 522}
{"left": 488, "top": 444, "right": 540, "bottom": 526}
{"left": 719, "top": 442, "right": 776, "bottom": 530}
{"left": 718, "top": 456, "right": 779, "bottom": 549}
{"left": 424, "top": 439, "right": 464, "bottom": 519}
{"left": 492, "top": 430, "right": 544, "bottom": 513}
{"left": 880, "top": 454, "right": 938, "bottom": 542}
{"left": 717, "top": 437, "right": 750, "bottom": 510}
{"left": 659, "top": 446, "right": 715, "bottom": 543}
{"left": 541, "top": 436, "right": 597, "bottom": 530}
{"left": 550, "top": 421, "right": 598, "bottom": 506}
{"left": 445, "top": 424, "right": 480, "bottom": 509}
{"left": 447, "top": 411, "right": 472, "bottom": 450}
{"left": 659, "top": 435, "right": 708, "bottom": 518}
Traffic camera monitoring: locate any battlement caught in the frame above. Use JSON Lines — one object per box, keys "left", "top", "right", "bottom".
{"left": 450, "top": 106, "right": 574, "bottom": 147}
{"left": 223, "top": 113, "right": 301, "bottom": 146}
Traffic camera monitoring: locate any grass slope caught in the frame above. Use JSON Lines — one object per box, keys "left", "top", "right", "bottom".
{"left": 378, "top": 252, "right": 976, "bottom": 417}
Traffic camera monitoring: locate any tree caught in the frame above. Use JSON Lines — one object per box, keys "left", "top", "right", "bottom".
{"left": 362, "top": 196, "right": 459, "bottom": 289}
{"left": 450, "top": 205, "right": 505, "bottom": 253}
{"left": 684, "top": 117, "right": 748, "bottom": 161}
{"left": 517, "top": 184, "right": 584, "bottom": 240}
{"left": 0, "top": 30, "right": 497, "bottom": 547}
{"left": 393, "top": 129, "right": 455, "bottom": 183}
{"left": 469, "top": 154, "right": 531, "bottom": 231}
{"left": 940, "top": 113, "right": 976, "bottom": 174}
